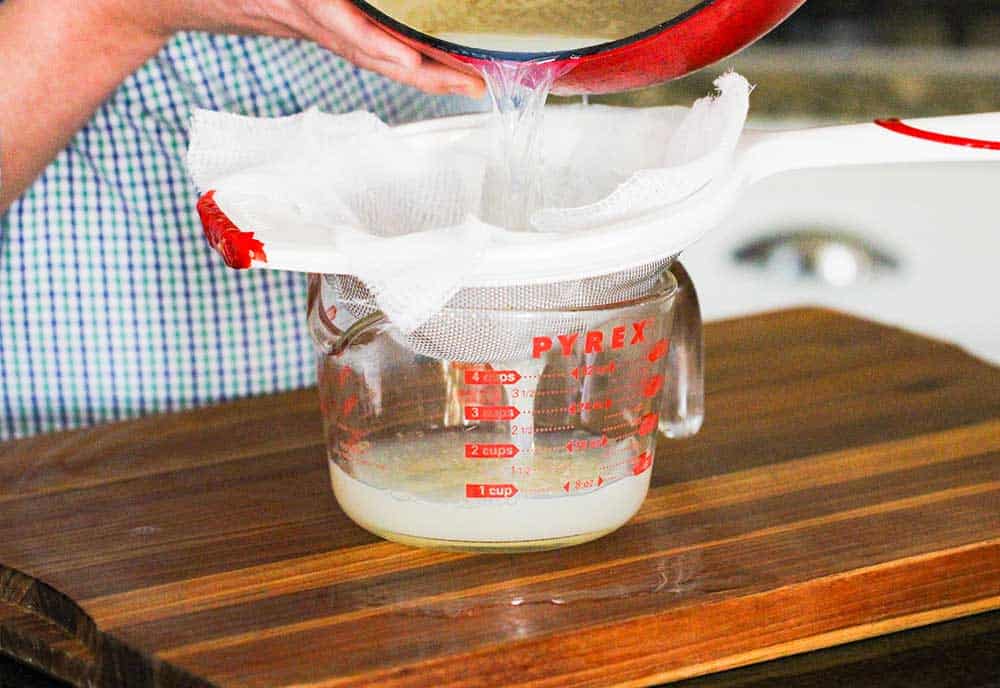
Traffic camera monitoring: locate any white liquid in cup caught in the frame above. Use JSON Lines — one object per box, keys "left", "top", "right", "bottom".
{"left": 330, "top": 461, "right": 651, "bottom": 544}
{"left": 328, "top": 425, "right": 654, "bottom": 545}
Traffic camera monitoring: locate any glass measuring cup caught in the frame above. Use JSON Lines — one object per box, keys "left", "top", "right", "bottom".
{"left": 308, "top": 264, "right": 702, "bottom": 552}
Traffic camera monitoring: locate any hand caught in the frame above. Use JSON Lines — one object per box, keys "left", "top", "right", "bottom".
{"left": 1, "top": 0, "right": 487, "bottom": 213}
{"left": 102, "top": 0, "right": 486, "bottom": 97}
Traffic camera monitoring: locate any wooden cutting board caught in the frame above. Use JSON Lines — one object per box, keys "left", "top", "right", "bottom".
{"left": 0, "top": 308, "right": 997, "bottom": 688}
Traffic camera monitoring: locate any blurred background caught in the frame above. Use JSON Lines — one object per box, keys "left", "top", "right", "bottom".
{"left": 560, "top": 0, "right": 1000, "bottom": 364}
{"left": 573, "top": 0, "right": 1000, "bottom": 118}
{"left": 767, "top": 0, "right": 1000, "bottom": 47}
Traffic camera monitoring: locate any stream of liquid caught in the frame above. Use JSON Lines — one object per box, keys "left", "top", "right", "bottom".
{"left": 473, "top": 59, "right": 565, "bottom": 455}
{"left": 478, "top": 59, "right": 563, "bottom": 232}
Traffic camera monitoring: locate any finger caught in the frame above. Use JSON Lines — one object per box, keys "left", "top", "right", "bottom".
{"left": 294, "top": 1, "right": 485, "bottom": 97}
{"left": 356, "top": 53, "right": 486, "bottom": 97}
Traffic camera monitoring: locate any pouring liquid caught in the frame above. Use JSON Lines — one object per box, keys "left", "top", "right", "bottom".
{"left": 476, "top": 59, "right": 563, "bottom": 458}
{"left": 478, "top": 59, "right": 562, "bottom": 232}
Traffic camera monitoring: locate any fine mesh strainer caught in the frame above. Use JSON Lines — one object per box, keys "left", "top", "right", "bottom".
{"left": 191, "top": 84, "right": 999, "bottom": 357}
{"left": 188, "top": 74, "right": 756, "bottom": 340}
{"left": 323, "top": 257, "right": 674, "bottom": 361}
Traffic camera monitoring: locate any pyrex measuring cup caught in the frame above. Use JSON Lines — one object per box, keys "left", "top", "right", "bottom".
{"left": 309, "top": 263, "right": 702, "bottom": 552}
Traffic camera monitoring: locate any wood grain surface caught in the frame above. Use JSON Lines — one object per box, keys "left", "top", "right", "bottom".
{"left": 0, "top": 308, "right": 997, "bottom": 688}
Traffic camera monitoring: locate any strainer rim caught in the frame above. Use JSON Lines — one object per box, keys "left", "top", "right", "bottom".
{"left": 324, "top": 268, "right": 677, "bottom": 319}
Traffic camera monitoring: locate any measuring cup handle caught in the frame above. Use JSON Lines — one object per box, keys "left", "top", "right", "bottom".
{"left": 308, "top": 274, "right": 341, "bottom": 355}
{"left": 660, "top": 261, "right": 704, "bottom": 438}
{"left": 308, "top": 274, "right": 388, "bottom": 356}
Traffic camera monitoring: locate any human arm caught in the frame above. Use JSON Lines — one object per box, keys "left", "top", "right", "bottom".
{"left": 0, "top": 0, "right": 485, "bottom": 214}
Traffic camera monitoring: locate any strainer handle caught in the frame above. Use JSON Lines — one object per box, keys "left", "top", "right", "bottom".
{"left": 739, "top": 112, "right": 1000, "bottom": 186}
{"left": 660, "top": 261, "right": 704, "bottom": 438}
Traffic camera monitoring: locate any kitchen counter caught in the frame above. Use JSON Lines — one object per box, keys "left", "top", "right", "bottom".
{"left": 4, "top": 611, "right": 999, "bottom": 688}
{"left": 1, "top": 309, "right": 997, "bottom": 687}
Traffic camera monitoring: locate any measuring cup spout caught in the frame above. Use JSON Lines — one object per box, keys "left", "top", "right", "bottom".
{"left": 307, "top": 274, "right": 385, "bottom": 356}
{"left": 660, "top": 261, "right": 704, "bottom": 438}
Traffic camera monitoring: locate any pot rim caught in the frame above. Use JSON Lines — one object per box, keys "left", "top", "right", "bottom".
{"left": 347, "top": 0, "right": 718, "bottom": 62}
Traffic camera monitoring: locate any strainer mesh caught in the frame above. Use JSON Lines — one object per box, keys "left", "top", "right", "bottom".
{"left": 325, "top": 257, "right": 674, "bottom": 361}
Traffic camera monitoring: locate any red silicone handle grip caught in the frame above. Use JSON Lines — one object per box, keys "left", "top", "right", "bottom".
{"left": 875, "top": 118, "right": 1000, "bottom": 150}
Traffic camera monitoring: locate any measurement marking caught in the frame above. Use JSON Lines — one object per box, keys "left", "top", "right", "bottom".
{"left": 638, "top": 413, "right": 659, "bottom": 436}
{"left": 465, "top": 483, "right": 519, "bottom": 499}
{"left": 563, "top": 475, "right": 606, "bottom": 493}
{"left": 643, "top": 375, "right": 665, "bottom": 398}
{"left": 530, "top": 407, "right": 575, "bottom": 416}
{"left": 648, "top": 338, "right": 670, "bottom": 362}
{"left": 632, "top": 451, "right": 653, "bottom": 475}
{"left": 465, "top": 443, "right": 519, "bottom": 459}
{"left": 464, "top": 370, "right": 521, "bottom": 385}
{"left": 567, "top": 399, "right": 613, "bottom": 414}
{"left": 566, "top": 435, "right": 609, "bottom": 453}
{"left": 534, "top": 425, "right": 575, "bottom": 433}
{"left": 464, "top": 405, "right": 519, "bottom": 421}
{"left": 571, "top": 361, "right": 617, "bottom": 379}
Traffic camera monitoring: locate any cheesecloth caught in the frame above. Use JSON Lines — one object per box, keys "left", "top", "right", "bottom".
{"left": 187, "top": 72, "right": 750, "bottom": 361}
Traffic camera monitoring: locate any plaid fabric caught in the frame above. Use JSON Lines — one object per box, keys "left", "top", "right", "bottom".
{"left": 0, "top": 32, "right": 472, "bottom": 440}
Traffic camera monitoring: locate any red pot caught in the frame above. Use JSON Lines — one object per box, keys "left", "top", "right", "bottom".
{"left": 350, "top": 0, "right": 806, "bottom": 95}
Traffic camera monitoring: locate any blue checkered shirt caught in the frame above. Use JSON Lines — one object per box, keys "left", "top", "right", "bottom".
{"left": 0, "top": 32, "right": 469, "bottom": 439}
